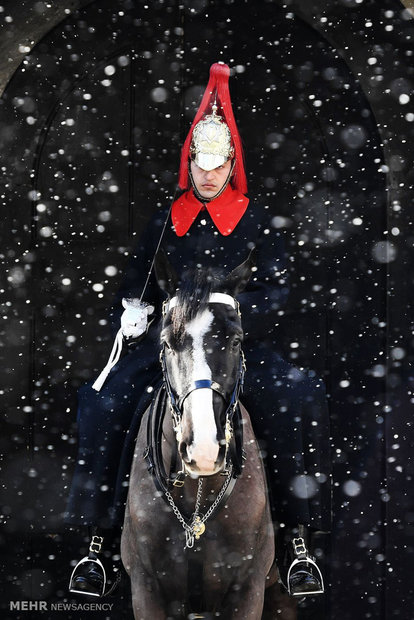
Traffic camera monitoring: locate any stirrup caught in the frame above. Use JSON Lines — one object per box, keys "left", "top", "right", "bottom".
{"left": 287, "top": 536, "right": 324, "bottom": 597}
{"left": 69, "top": 555, "right": 106, "bottom": 597}
{"left": 287, "top": 557, "right": 324, "bottom": 596}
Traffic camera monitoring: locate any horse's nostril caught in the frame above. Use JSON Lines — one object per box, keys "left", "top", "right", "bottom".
{"left": 179, "top": 441, "right": 190, "bottom": 462}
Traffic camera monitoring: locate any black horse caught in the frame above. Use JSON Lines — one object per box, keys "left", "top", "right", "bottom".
{"left": 121, "top": 252, "right": 296, "bottom": 619}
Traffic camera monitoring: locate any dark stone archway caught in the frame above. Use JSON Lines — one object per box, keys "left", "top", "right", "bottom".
{"left": 1, "top": 1, "right": 412, "bottom": 618}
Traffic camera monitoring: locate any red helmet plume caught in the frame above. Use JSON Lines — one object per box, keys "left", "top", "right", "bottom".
{"left": 178, "top": 63, "right": 247, "bottom": 194}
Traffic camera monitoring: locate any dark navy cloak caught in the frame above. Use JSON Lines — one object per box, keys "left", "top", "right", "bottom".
{"left": 65, "top": 193, "right": 331, "bottom": 531}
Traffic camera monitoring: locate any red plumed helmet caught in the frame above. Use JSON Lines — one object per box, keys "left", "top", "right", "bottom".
{"left": 178, "top": 63, "right": 247, "bottom": 194}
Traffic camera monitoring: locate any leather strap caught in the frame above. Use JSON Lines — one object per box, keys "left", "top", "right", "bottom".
{"left": 164, "top": 292, "right": 238, "bottom": 314}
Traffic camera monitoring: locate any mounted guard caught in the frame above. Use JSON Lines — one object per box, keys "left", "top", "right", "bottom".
{"left": 66, "top": 62, "right": 330, "bottom": 605}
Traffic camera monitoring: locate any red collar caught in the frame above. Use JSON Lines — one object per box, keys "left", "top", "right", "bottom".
{"left": 171, "top": 184, "right": 249, "bottom": 237}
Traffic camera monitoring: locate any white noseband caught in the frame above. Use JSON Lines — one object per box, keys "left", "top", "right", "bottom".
{"left": 164, "top": 292, "right": 239, "bottom": 315}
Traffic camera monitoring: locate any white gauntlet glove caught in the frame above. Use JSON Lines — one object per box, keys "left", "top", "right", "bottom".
{"left": 92, "top": 298, "right": 155, "bottom": 392}
{"left": 120, "top": 298, "right": 154, "bottom": 340}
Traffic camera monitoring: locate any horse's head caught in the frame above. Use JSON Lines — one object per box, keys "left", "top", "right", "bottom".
{"left": 155, "top": 250, "right": 254, "bottom": 477}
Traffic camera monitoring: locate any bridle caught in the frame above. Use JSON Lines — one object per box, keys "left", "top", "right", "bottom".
{"left": 143, "top": 291, "right": 246, "bottom": 550}
{"left": 160, "top": 292, "right": 246, "bottom": 473}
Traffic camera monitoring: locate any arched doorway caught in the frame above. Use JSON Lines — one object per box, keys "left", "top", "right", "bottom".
{"left": 1, "top": 2, "right": 387, "bottom": 617}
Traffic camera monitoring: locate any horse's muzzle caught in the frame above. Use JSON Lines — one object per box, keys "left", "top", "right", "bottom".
{"left": 180, "top": 441, "right": 227, "bottom": 477}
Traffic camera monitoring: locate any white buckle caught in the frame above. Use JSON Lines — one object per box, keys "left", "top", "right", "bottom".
{"left": 69, "top": 556, "right": 106, "bottom": 597}
{"left": 89, "top": 535, "right": 104, "bottom": 554}
{"left": 292, "top": 536, "right": 307, "bottom": 558}
{"left": 287, "top": 557, "right": 325, "bottom": 597}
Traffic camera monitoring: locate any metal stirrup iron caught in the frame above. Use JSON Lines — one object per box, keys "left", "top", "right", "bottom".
{"left": 69, "top": 536, "right": 107, "bottom": 598}
{"left": 287, "top": 536, "right": 325, "bottom": 597}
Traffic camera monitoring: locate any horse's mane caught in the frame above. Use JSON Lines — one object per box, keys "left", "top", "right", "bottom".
{"left": 171, "top": 268, "right": 223, "bottom": 339}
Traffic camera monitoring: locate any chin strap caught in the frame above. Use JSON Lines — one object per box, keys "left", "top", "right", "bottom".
{"left": 188, "top": 158, "right": 235, "bottom": 204}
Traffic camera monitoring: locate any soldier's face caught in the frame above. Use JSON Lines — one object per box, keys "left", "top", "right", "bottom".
{"left": 190, "top": 159, "right": 233, "bottom": 200}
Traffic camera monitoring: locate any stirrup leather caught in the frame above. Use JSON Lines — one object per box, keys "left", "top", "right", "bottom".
{"left": 287, "top": 536, "right": 324, "bottom": 597}
{"left": 69, "top": 555, "right": 107, "bottom": 597}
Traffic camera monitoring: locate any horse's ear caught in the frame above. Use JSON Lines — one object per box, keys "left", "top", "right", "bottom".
{"left": 223, "top": 247, "right": 256, "bottom": 296}
{"left": 154, "top": 248, "right": 178, "bottom": 297}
